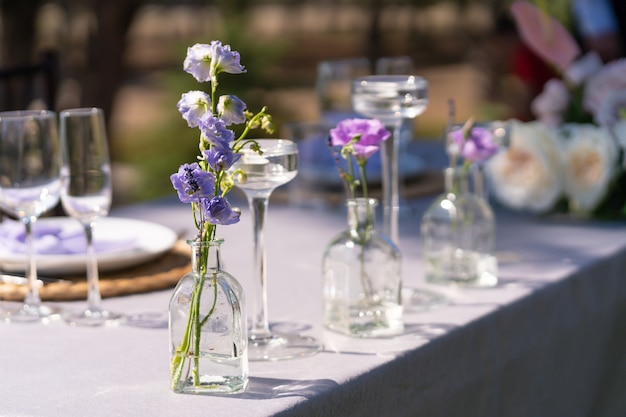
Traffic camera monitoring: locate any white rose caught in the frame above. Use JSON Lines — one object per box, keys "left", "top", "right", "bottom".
{"left": 584, "top": 59, "right": 626, "bottom": 124}
{"left": 610, "top": 120, "right": 626, "bottom": 167}
{"left": 560, "top": 124, "right": 618, "bottom": 213}
{"left": 485, "top": 120, "right": 564, "bottom": 213}
{"left": 592, "top": 90, "right": 626, "bottom": 127}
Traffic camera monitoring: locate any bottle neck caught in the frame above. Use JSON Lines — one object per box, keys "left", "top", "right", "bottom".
{"left": 346, "top": 198, "right": 377, "bottom": 236}
{"left": 444, "top": 166, "right": 470, "bottom": 195}
{"left": 189, "top": 239, "right": 223, "bottom": 275}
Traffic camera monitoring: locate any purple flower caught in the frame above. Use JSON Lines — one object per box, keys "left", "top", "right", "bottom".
{"left": 177, "top": 90, "right": 211, "bottom": 127}
{"left": 197, "top": 113, "right": 234, "bottom": 150}
{"left": 449, "top": 126, "right": 498, "bottom": 163}
{"left": 329, "top": 118, "right": 391, "bottom": 161}
{"left": 170, "top": 163, "right": 215, "bottom": 203}
{"left": 204, "top": 147, "right": 242, "bottom": 171}
{"left": 204, "top": 196, "right": 240, "bottom": 225}
{"left": 217, "top": 95, "right": 247, "bottom": 125}
{"left": 183, "top": 41, "right": 246, "bottom": 84}
{"left": 208, "top": 41, "right": 246, "bottom": 77}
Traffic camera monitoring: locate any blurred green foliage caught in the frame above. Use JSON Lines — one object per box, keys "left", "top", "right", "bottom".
{"left": 113, "top": 22, "right": 289, "bottom": 203}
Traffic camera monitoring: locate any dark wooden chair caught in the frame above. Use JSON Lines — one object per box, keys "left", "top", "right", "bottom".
{"left": 0, "top": 50, "right": 59, "bottom": 111}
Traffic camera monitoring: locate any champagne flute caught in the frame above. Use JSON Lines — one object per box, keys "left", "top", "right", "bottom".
{"left": 0, "top": 110, "right": 63, "bottom": 322}
{"left": 231, "top": 139, "right": 322, "bottom": 361}
{"left": 60, "top": 108, "right": 122, "bottom": 326}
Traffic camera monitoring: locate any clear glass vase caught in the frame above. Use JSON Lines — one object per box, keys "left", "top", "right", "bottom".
{"left": 422, "top": 167, "right": 498, "bottom": 287}
{"left": 169, "top": 239, "right": 248, "bottom": 394}
{"left": 322, "top": 198, "right": 403, "bottom": 337}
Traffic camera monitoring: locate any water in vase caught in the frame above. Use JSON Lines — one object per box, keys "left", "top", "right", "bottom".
{"left": 171, "top": 352, "right": 248, "bottom": 394}
{"left": 424, "top": 247, "right": 498, "bottom": 288}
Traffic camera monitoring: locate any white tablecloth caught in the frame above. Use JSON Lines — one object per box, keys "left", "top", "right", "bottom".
{"left": 1, "top": 191, "right": 626, "bottom": 417}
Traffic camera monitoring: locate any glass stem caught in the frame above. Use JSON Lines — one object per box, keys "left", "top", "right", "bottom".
{"left": 84, "top": 222, "right": 102, "bottom": 311}
{"left": 23, "top": 217, "right": 41, "bottom": 307}
{"left": 248, "top": 195, "right": 271, "bottom": 340}
{"left": 380, "top": 119, "right": 402, "bottom": 245}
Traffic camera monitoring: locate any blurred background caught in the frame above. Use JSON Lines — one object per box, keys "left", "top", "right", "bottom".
{"left": 0, "top": 0, "right": 530, "bottom": 206}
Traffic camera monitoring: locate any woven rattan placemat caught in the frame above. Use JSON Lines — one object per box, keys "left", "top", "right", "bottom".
{"left": 0, "top": 240, "right": 190, "bottom": 302}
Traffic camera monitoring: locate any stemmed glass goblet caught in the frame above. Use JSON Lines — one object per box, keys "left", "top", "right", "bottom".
{"left": 231, "top": 139, "right": 322, "bottom": 361}
{"left": 352, "top": 75, "right": 428, "bottom": 243}
{"left": 375, "top": 57, "right": 416, "bottom": 217}
{"left": 0, "top": 110, "right": 63, "bottom": 322}
{"left": 60, "top": 107, "right": 123, "bottom": 326}
{"left": 352, "top": 75, "right": 447, "bottom": 310}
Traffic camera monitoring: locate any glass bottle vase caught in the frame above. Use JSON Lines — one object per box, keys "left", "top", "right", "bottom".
{"left": 169, "top": 239, "right": 248, "bottom": 394}
{"left": 422, "top": 167, "right": 498, "bottom": 287}
{"left": 322, "top": 198, "right": 403, "bottom": 337}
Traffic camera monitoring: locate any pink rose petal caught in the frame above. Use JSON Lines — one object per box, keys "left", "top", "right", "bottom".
{"left": 511, "top": 1, "right": 581, "bottom": 72}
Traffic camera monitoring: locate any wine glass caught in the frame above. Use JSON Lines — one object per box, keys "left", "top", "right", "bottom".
{"left": 352, "top": 75, "right": 447, "bottom": 311}
{"left": 375, "top": 57, "right": 416, "bottom": 216}
{"left": 0, "top": 110, "right": 63, "bottom": 322}
{"left": 375, "top": 56, "right": 414, "bottom": 76}
{"left": 231, "top": 139, "right": 322, "bottom": 361}
{"left": 316, "top": 58, "right": 371, "bottom": 127}
{"left": 59, "top": 108, "right": 122, "bottom": 326}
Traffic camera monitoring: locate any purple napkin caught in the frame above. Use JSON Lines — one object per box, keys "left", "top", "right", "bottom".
{"left": 0, "top": 219, "right": 137, "bottom": 255}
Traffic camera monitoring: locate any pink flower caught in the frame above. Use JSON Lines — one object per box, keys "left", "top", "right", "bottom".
{"left": 531, "top": 79, "right": 570, "bottom": 127}
{"left": 564, "top": 52, "right": 603, "bottom": 86}
{"left": 448, "top": 125, "right": 498, "bottom": 163}
{"left": 329, "top": 118, "right": 391, "bottom": 161}
{"left": 510, "top": 1, "right": 580, "bottom": 73}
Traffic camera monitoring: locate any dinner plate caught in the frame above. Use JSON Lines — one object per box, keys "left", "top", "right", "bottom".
{"left": 0, "top": 217, "right": 178, "bottom": 276}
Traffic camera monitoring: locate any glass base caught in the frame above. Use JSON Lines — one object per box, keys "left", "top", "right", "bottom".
{"left": 424, "top": 249, "right": 498, "bottom": 288}
{"left": 324, "top": 300, "right": 404, "bottom": 338}
{"left": 2, "top": 303, "right": 62, "bottom": 323}
{"left": 173, "top": 374, "right": 247, "bottom": 395}
{"left": 402, "top": 287, "right": 448, "bottom": 312}
{"left": 248, "top": 333, "right": 322, "bottom": 361}
{"left": 171, "top": 352, "right": 248, "bottom": 395}
{"left": 64, "top": 308, "right": 125, "bottom": 327}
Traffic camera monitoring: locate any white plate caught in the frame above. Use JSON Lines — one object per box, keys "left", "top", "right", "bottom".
{"left": 0, "top": 217, "right": 178, "bottom": 276}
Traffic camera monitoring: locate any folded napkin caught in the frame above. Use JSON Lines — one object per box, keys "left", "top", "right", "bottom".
{"left": 0, "top": 218, "right": 137, "bottom": 255}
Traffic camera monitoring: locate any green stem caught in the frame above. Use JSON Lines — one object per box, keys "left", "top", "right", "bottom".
{"left": 200, "top": 275, "right": 219, "bottom": 327}
{"left": 233, "top": 138, "right": 259, "bottom": 153}
{"left": 358, "top": 241, "right": 375, "bottom": 301}
{"left": 210, "top": 82, "right": 217, "bottom": 115}
{"left": 346, "top": 156, "right": 356, "bottom": 199}
{"left": 191, "top": 257, "right": 207, "bottom": 386}
{"left": 170, "top": 243, "right": 218, "bottom": 389}
{"left": 236, "top": 107, "right": 269, "bottom": 142}
{"left": 358, "top": 160, "right": 368, "bottom": 200}
{"left": 170, "top": 303, "right": 194, "bottom": 388}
